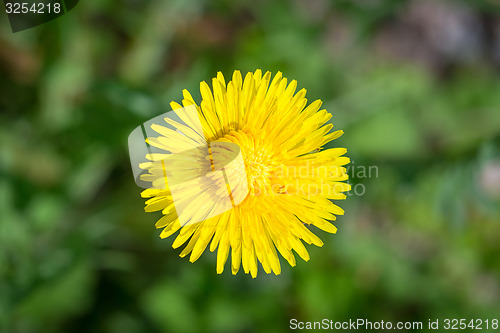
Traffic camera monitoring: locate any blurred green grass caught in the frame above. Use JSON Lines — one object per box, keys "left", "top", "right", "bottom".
{"left": 1, "top": 0, "right": 500, "bottom": 332}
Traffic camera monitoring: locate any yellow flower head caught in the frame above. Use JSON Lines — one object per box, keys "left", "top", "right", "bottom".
{"left": 139, "top": 70, "right": 350, "bottom": 277}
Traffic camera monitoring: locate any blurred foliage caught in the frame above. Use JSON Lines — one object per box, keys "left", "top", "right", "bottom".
{"left": 1, "top": 0, "right": 500, "bottom": 332}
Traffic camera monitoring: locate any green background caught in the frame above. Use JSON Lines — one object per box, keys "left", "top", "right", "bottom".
{"left": 1, "top": 0, "right": 500, "bottom": 332}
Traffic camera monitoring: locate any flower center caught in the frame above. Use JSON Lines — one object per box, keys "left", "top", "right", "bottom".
{"left": 217, "top": 130, "right": 279, "bottom": 196}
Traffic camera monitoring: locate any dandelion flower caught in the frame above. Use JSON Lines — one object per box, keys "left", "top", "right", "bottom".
{"left": 139, "top": 70, "right": 350, "bottom": 277}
